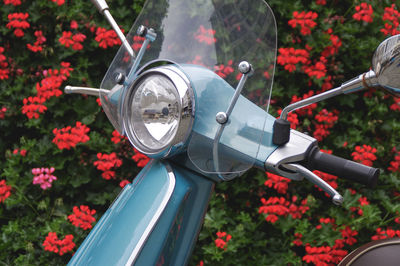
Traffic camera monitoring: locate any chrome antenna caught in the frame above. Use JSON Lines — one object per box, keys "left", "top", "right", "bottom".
{"left": 91, "top": 0, "right": 134, "bottom": 58}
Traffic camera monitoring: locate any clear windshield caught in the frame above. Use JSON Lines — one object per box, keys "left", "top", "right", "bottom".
{"left": 100, "top": 0, "right": 277, "bottom": 176}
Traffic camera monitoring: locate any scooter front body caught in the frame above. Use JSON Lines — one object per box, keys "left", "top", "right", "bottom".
{"left": 69, "top": 160, "right": 214, "bottom": 265}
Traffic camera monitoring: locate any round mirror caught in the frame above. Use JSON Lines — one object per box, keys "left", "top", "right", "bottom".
{"left": 372, "top": 34, "right": 400, "bottom": 97}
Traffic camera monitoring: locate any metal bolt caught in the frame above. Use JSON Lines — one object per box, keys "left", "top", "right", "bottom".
{"left": 216, "top": 112, "right": 228, "bottom": 124}
{"left": 238, "top": 61, "right": 252, "bottom": 74}
{"left": 137, "top": 25, "right": 147, "bottom": 37}
{"left": 332, "top": 194, "right": 343, "bottom": 205}
{"left": 115, "top": 73, "right": 125, "bottom": 85}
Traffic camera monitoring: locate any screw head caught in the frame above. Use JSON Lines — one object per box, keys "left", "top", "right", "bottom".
{"left": 216, "top": 112, "right": 228, "bottom": 124}
{"left": 115, "top": 73, "right": 125, "bottom": 85}
{"left": 332, "top": 194, "right": 343, "bottom": 205}
{"left": 238, "top": 61, "right": 251, "bottom": 74}
{"left": 137, "top": 25, "right": 147, "bottom": 37}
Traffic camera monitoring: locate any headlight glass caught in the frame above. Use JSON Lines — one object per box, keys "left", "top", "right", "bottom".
{"left": 129, "top": 74, "right": 180, "bottom": 151}
{"left": 123, "top": 65, "right": 194, "bottom": 157}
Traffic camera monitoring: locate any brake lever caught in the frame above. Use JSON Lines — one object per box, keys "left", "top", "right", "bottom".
{"left": 283, "top": 163, "right": 343, "bottom": 205}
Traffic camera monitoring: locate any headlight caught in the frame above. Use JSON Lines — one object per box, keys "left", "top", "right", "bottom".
{"left": 122, "top": 65, "right": 194, "bottom": 157}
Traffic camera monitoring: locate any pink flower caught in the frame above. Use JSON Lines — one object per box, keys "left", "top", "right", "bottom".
{"left": 32, "top": 167, "right": 57, "bottom": 190}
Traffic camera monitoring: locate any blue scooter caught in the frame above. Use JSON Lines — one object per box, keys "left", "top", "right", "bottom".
{"left": 64, "top": 0, "right": 400, "bottom": 265}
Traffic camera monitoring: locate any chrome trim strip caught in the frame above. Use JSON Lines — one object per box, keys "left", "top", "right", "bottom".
{"left": 343, "top": 238, "right": 400, "bottom": 265}
{"left": 125, "top": 162, "right": 176, "bottom": 266}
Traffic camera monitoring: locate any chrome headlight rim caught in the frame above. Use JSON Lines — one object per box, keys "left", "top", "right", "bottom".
{"left": 122, "top": 64, "right": 195, "bottom": 157}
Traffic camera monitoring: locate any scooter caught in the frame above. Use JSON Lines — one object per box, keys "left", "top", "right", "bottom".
{"left": 64, "top": 0, "right": 400, "bottom": 265}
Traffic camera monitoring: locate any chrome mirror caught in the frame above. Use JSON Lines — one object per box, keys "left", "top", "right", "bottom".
{"left": 372, "top": 34, "right": 400, "bottom": 97}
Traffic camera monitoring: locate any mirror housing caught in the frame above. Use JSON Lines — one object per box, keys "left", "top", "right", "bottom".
{"left": 372, "top": 34, "right": 400, "bottom": 97}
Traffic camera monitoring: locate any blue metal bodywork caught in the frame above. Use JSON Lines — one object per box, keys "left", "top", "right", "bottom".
{"left": 69, "top": 64, "right": 279, "bottom": 265}
{"left": 69, "top": 160, "right": 214, "bottom": 265}
{"left": 178, "top": 64, "right": 278, "bottom": 178}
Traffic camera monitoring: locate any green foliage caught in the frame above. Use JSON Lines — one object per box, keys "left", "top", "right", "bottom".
{"left": 0, "top": 0, "right": 399, "bottom": 265}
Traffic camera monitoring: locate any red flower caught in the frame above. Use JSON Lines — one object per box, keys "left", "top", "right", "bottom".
{"left": 381, "top": 4, "right": 400, "bottom": 36}
{"left": 341, "top": 226, "right": 358, "bottom": 246}
{"left": 68, "top": 205, "right": 96, "bottom": 230}
{"left": 351, "top": 145, "right": 377, "bottom": 166}
{"left": 0, "top": 47, "right": 10, "bottom": 80}
{"left": 70, "top": 20, "right": 78, "bottom": 29}
{"left": 259, "top": 196, "right": 308, "bottom": 223}
{"left": 313, "top": 124, "right": 330, "bottom": 142}
{"left": 277, "top": 47, "right": 309, "bottom": 72}
{"left": 119, "top": 179, "right": 131, "bottom": 188}
{"left": 358, "top": 196, "right": 369, "bottom": 206}
{"left": 132, "top": 148, "right": 150, "bottom": 167}
{"left": 303, "top": 245, "right": 348, "bottom": 265}
{"left": 322, "top": 76, "right": 333, "bottom": 91}
{"left": 214, "top": 231, "right": 232, "bottom": 249}
{"left": 315, "top": 0, "right": 326, "bottom": 5}
{"left": 131, "top": 35, "right": 150, "bottom": 52}
{"left": 322, "top": 30, "right": 342, "bottom": 57}
{"left": 59, "top": 31, "right": 74, "bottom": 47}
{"left": 194, "top": 25, "right": 216, "bottom": 45}
{"left": 52, "top": 122, "right": 90, "bottom": 150}
{"left": 388, "top": 149, "right": 400, "bottom": 172}
{"left": 303, "top": 57, "right": 327, "bottom": 79}
{"left": 111, "top": 130, "right": 124, "bottom": 144}
{"left": 277, "top": 109, "right": 299, "bottom": 129}
{"left": 316, "top": 108, "right": 339, "bottom": 124}
{"left": 59, "top": 31, "right": 86, "bottom": 51}
{"left": 214, "top": 60, "right": 234, "bottom": 78}
{"left": 288, "top": 11, "right": 318, "bottom": 36}
{"left": 94, "top": 152, "right": 122, "bottom": 180}
{"left": 264, "top": 172, "right": 291, "bottom": 194}
{"left": 312, "top": 109, "right": 339, "bottom": 141}
{"left": 95, "top": 27, "right": 121, "bottom": 49}
{"left": 3, "top": 0, "right": 21, "bottom": 5}
{"left": 291, "top": 90, "right": 317, "bottom": 116}
{"left": 353, "top": 3, "right": 374, "bottom": 23}
{"left": 350, "top": 195, "right": 370, "bottom": 216}
{"left": 0, "top": 180, "right": 12, "bottom": 203}
{"left": 22, "top": 96, "right": 47, "bottom": 119}
{"left": 390, "top": 97, "right": 400, "bottom": 111}
{"left": 49, "top": 0, "right": 65, "bottom": 6}
{"left": 36, "top": 74, "right": 64, "bottom": 100}
{"left": 0, "top": 106, "right": 6, "bottom": 119}
{"left": 27, "top": 30, "right": 47, "bottom": 53}
{"left": 371, "top": 227, "right": 400, "bottom": 240}
{"left": 43, "top": 232, "right": 75, "bottom": 255}
{"left": 6, "top": 13, "right": 30, "bottom": 37}
{"left": 293, "top": 233, "right": 303, "bottom": 246}
{"left": 20, "top": 149, "right": 27, "bottom": 156}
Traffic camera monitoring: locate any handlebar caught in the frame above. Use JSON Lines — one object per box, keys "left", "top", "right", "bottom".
{"left": 306, "top": 146, "right": 379, "bottom": 188}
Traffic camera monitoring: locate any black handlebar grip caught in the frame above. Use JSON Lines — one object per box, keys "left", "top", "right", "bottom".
{"left": 307, "top": 148, "right": 379, "bottom": 188}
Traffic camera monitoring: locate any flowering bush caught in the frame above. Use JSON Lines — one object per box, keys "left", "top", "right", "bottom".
{"left": 0, "top": 0, "right": 399, "bottom": 265}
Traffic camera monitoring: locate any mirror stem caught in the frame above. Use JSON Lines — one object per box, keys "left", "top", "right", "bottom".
{"left": 91, "top": 0, "right": 134, "bottom": 58}
{"left": 280, "top": 70, "right": 377, "bottom": 120}
{"left": 64, "top": 86, "right": 100, "bottom": 96}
